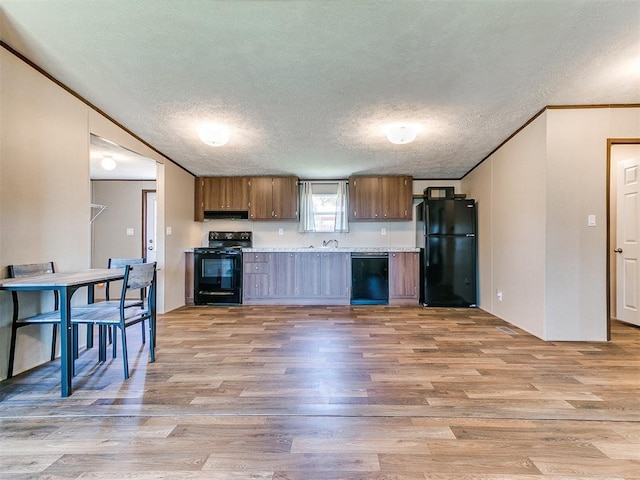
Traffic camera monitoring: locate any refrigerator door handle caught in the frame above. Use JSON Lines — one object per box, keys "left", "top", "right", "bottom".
{"left": 425, "top": 239, "right": 430, "bottom": 266}
{"left": 425, "top": 204, "right": 430, "bottom": 234}
{"left": 466, "top": 233, "right": 475, "bottom": 237}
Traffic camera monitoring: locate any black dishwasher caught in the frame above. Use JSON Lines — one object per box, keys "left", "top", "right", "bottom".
{"left": 351, "top": 253, "right": 389, "bottom": 305}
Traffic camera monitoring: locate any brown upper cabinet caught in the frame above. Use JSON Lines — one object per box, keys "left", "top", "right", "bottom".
{"left": 249, "top": 176, "right": 299, "bottom": 221}
{"left": 348, "top": 175, "right": 413, "bottom": 221}
{"left": 194, "top": 176, "right": 249, "bottom": 221}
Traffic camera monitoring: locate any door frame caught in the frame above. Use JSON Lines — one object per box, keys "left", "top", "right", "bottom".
{"left": 607, "top": 138, "right": 640, "bottom": 341}
{"left": 142, "top": 189, "right": 157, "bottom": 262}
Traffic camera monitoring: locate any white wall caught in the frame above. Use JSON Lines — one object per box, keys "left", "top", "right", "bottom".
{"left": 163, "top": 160, "right": 200, "bottom": 312}
{"left": 0, "top": 46, "right": 198, "bottom": 380}
{"left": 0, "top": 48, "right": 95, "bottom": 377}
{"left": 461, "top": 160, "right": 492, "bottom": 310}
{"left": 463, "top": 107, "right": 640, "bottom": 341}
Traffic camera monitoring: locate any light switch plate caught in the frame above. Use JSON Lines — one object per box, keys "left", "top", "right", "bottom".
{"left": 587, "top": 214, "right": 596, "bottom": 227}
{"left": 126, "top": 228, "right": 134, "bottom": 236}
{"left": 166, "top": 226, "right": 172, "bottom": 236}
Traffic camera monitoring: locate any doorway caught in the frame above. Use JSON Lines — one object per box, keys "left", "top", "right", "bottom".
{"left": 89, "top": 134, "right": 158, "bottom": 271}
{"left": 608, "top": 140, "right": 640, "bottom": 336}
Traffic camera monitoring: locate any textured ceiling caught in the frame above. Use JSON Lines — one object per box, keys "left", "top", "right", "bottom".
{"left": 89, "top": 135, "right": 157, "bottom": 180}
{"left": 1, "top": 0, "right": 639, "bottom": 179}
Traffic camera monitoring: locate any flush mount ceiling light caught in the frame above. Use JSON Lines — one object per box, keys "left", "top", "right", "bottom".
{"left": 385, "top": 124, "right": 418, "bottom": 145}
{"left": 101, "top": 155, "right": 117, "bottom": 171}
{"left": 199, "top": 124, "right": 230, "bottom": 147}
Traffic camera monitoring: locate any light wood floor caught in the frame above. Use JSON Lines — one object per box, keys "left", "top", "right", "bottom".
{"left": 1, "top": 306, "right": 640, "bottom": 479}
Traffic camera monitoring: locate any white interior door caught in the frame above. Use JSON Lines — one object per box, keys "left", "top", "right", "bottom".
{"left": 145, "top": 191, "right": 157, "bottom": 263}
{"left": 616, "top": 155, "right": 640, "bottom": 326}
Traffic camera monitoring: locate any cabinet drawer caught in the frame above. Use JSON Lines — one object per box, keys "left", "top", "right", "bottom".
{"left": 244, "top": 262, "right": 270, "bottom": 274}
{"left": 244, "top": 274, "right": 270, "bottom": 298}
{"left": 244, "top": 252, "right": 271, "bottom": 263}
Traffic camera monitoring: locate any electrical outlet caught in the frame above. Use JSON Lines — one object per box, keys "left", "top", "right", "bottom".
{"left": 381, "top": 227, "right": 387, "bottom": 235}
{"left": 126, "top": 228, "right": 134, "bottom": 236}
{"left": 278, "top": 228, "right": 284, "bottom": 236}
{"left": 166, "top": 226, "right": 172, "bottom": 236}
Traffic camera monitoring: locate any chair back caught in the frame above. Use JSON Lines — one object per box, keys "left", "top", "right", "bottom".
{"left": 8, "top": 262, "right": 58, "bottom": 307}
{"left": 108, "top": 258, "right": 145, "bottom": 269}
{"left": 121, "top": 262, "right": 156, "bottom": 311}
{"left": 9, "top": 262, "right": 55, "bottom": 278}
{"left": 106, "top": 258, "right": 145, "bottom": 300}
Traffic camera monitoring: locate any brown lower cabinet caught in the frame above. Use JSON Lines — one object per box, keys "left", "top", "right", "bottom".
{"left": 185, "top": 252, "right": 194, "bottom": 305}
{"left": 388, "top": 251, "right": 420, "bottom": 305}
{"left": 189, "top": 250, "right": 419, "bottom": 307}
{"left": 243, "top": 251, "right": 350, "bottom": 305}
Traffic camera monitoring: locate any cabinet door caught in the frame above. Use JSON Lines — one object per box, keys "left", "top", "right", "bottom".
{"left": 382, "top": 176, "right": 412, "bottom": 220}
{"left": 226, "top": 177, "right": 249, "bottom": 210}
{"left": 272, "top": 177, "right": 298, "bottom": 220}
{"left": 203, "top": 177, "right": 225, "bottom": 211}
{"left": 194, "top": 177, "right": 205, "bottom": 221}
{"left": 349, "top": 176, "right": 380, "bottom": 221}
{"left": 295, "top": 252, "right": 322, "bottom": 297}
{"left": 249, "top": 177, "right": 274, "bottom": 220}
{"left": 271, "top": 252, "right": 296, "bottom": 297}
{"left": 389, "top": 252, "right": 419, "bottom": 302}
{"left": 244, "top": 274, "right": 270, "bottom": 298}
{"left": 185, "top": 252, "right": 195, "bottom": 305}
{"left": 321, "top": 252, "right": 349, "bottom": 298}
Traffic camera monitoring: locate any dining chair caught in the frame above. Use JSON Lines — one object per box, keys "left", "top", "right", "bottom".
{"left": 72, "top": 261, "right": 157, "bottom": 379}
{"left": 104, "top": 258, "right": 146, "bottom": 351}
{"left": 7, "top": 262, "right": 59, "bottom": 378}
{"left": 105, "top": 258, "right": 146, "bottom": 308}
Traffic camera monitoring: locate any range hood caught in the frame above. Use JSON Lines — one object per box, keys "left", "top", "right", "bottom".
{"left": 203, "top": 210, "right": 249, "bottom": 220}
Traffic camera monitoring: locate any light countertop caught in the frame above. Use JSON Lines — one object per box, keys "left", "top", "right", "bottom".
{"left": 244, "top": 247, "right": 419, "bottom": 253}
{"left": 185, "top": 247, "right": 419, "bottom": 253}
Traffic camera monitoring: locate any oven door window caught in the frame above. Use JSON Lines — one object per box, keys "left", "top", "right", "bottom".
{"left": 201, "top": 257, "right": 237, "bottom": 289}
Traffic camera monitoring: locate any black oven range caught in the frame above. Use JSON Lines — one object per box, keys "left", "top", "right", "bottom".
{"left": 193, "top": 231, "right": 252, "bottom": 305}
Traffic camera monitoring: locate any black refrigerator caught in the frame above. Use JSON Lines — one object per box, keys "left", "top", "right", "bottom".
{"left": 416, "top": 198, "right": 478, "bottom": 307}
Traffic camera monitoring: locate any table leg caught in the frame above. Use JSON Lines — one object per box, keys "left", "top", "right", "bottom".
{"left": 86, "top": 285, "right": 95, "bottom": 348}
{"left": 59, "top": 287, "right": 73, "bottom": 397}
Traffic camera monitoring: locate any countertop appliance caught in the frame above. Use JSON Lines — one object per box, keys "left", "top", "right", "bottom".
{"left": 351, "top": 252, "right": 389, "bottom": 305}
{"left": 416, "top": 195, "right": 477, "bottom": 307}
{"left": 193, "top": 231, "right": 252, "bottom": 305}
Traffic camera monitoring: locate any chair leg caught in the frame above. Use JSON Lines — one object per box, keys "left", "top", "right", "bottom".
{"left": 98, "top": 325, "right": 107, "bottom": 362}
{"left": 72, "top": 325, "right": 79, "bottom": 360}
{"left": 112, "top": 326, "right": 118, "bottom": 358}
{"left": 7, "top": 323, "right": 19, "bottom": 379}
{"left": 149, "top": 318, "right": 155, "bottom": 363}
{"left": 86, "top": 323, "right": 94, "bottom": 349}
{"left": 50, "top": 324, "right": 58, "bottom": 361}
{"left": 141, "top": 319, "right": 146, "bottom": 344}
{"left": 119, "top": 326, "right": 129, "bottom": 379}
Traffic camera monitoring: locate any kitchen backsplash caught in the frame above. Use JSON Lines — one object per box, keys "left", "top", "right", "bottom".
{"left": 198, "top": 216, "right": 418, "bottom": 248}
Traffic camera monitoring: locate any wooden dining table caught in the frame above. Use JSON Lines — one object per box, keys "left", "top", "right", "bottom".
{"left": 0, "top": 268, "right": 126, "bottom": 397}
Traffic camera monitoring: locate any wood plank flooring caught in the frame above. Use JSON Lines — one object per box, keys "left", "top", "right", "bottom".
{"left": 1, "top": 306, "right": 640, "bottom": 479}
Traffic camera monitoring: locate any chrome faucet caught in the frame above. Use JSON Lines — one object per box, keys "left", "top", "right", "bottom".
{"left": 322, "top": 239, "right": 338, "bottom": 248}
